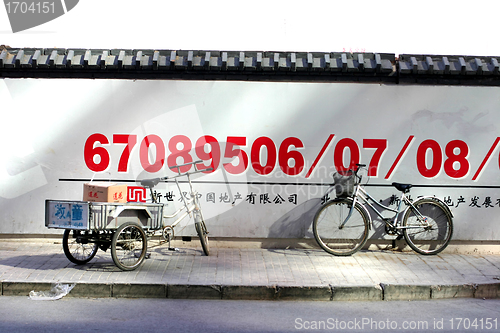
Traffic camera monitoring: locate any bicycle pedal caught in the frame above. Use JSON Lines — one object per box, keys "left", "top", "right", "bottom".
{"left": 385, "top": 225, "right": 398, "bottom": 235}
{"left": 145, "top": 252, "right": 151, "bottom": 259}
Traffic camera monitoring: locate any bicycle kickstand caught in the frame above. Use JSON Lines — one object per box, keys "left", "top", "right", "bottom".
{"left": 391, "top": 234, "right": 403, "bottom": 249}
{"left": 167, "top": 237, "right": 179, "bottom": 252}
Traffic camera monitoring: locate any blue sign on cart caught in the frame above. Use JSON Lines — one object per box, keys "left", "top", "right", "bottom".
{"left": 46, "top": 201, "right": 89, "bottom": 229}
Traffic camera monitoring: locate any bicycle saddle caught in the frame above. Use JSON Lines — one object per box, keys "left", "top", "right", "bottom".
{"left": 392, "top": 182, "right": 412, "bottom": 193}
{"left": 140, "top": 178, "right": 161, "bottom": 188}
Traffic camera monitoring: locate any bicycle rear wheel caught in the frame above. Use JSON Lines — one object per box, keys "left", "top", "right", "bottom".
{"left": 403, "top": 198, "right": 453, "bottom": 255}
{"left": 63, "top": 229, "right": 98, "bottom": 265}
{"left": 313, "top": 199, "right": 370, "bottom": 256}
{"left": 111, "top": 222, "right": 148, "bottom": 271}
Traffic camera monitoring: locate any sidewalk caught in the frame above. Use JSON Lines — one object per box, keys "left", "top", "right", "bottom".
{"left": 0, "top": 239, "right": 499, "bottom": 301}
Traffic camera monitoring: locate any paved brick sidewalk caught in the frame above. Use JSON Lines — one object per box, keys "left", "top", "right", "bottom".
{"left": 1, "top": 240, "right": 499, "bottom": 301}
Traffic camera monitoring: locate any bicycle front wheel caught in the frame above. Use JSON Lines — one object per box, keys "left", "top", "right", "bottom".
{"left": 313, "top": 199, "right": 370, "bottom": 256}
{"left": 403, "top": 198, "right": 453, "bottom": 255}
{"left": 195, "top": 221, "right": 210, "bottom": 256}
{"left": 111, "top": 222, "right": 148, "bottom": 271}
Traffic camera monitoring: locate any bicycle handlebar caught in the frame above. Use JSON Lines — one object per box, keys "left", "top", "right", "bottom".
{"left": 169, "top": 160, "right": 203, "bottom": 170}
{"left": 140, "top": 176, "right": 168, "bottom": 188}
{"left": 170, "top": 160, "right": 213, "bottom": 175}
{"left": 170, "top": 167, "right": 213, "bottom": 179}
{"left": 354, "top": 163, "right": 366, "bottom": 172}
{"left": 352, "top": 164, "right": 366, "bottom": 184}
{"left": 169, "top": 160, "right": 213, "bottom": 173}
{"left": 140, "top": 162, "right": 214, "bottom": 188}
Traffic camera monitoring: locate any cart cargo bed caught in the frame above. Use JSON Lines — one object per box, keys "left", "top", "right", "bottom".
{"left": 45, "top": 200, "right": 163, "bottom": 231}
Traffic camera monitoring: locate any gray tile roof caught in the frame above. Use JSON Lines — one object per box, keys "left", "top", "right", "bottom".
{"left": 1, "top": 47, "right": 499, "bottom": 85}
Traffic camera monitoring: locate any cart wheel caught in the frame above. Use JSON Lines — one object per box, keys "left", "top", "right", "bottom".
{"left": 195, "top": 221, "right": 210, "bottom": 256}
{"left": 111, "top": 222, "right": 148, "bottom": 271}
{"left": 62, "top": 229, "right": 98, "bottom": 265}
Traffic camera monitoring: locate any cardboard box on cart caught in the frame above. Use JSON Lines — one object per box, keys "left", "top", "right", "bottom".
{"left": 83, "top": 182, "right": 127, "bottom": 203}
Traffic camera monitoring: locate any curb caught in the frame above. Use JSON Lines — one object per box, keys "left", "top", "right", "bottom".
{"left": 1, "top": 281, "right": 499, "bottom": 301}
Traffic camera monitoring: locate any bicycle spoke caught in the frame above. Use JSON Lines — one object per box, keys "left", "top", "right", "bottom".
{"left": 116, "top": 230, "right": 141, "bottom": 261}
{"left": 111, "top": 223, "right": 147, "bottom": 271}
{"left": 63, "top": 230, "right": 98, "bottom": 265}
{"left": 403, "top": 200, "right": 453, "bottom": 255}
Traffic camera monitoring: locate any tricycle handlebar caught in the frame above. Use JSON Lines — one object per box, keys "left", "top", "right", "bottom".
{"left": 140, "top": 163, "right": 214, "bottom": 188}
{"left": 169, "top": 160, "right": 203, "bottom": 170}
{"left": 170, "top": 160, "right": 214, "bottom": 175}
{"left": 140, "top": 176, "right": 168, "bottom": 188}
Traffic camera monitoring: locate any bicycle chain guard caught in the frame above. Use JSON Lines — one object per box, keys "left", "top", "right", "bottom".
{"left": 384, "top": 219, "right": 400, "bottom": 236}
{"left": 162, "top": 226, "right": 174, "bottom": 242}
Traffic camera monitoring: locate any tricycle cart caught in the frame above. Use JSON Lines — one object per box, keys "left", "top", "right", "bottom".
{"left": 45, "top": 161, "right": 211, "bottom": 271}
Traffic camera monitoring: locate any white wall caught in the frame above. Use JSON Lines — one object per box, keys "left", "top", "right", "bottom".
{"left": 1, "top": 79, "right": 499, "bottom": 240}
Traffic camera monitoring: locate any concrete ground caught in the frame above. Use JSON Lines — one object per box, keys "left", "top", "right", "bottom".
{"left": 0, "top": 238, "right": 499, "bottom": 301}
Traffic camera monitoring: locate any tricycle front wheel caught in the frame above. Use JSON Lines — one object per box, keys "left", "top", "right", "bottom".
{"left": 111, "top": 222, "right": 148, "bottom": 271}
{"left": 63, "top": 229, "right": 99, "bottom": 265}
{"left": 195, "top": 221, "right": 210, "bottom": 256}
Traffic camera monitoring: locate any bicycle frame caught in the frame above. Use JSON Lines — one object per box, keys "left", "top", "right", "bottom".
{"left": 346, "top": 183, "right": 431, "bottom": 232}
{"left": 141, "top": 160, "right": 211, "bottom": 238}
{"left": 162, "top": 169, "right": 200, "bottom": 229}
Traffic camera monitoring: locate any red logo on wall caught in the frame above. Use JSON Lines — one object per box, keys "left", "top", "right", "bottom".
{"left": 127, "top": 186, "right": 146, "bottom": 203}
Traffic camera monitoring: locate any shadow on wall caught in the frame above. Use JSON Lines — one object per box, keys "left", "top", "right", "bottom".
{"left": 262, "top": 198, "right": 323, "bottom": 248}
{"left": 259, "top": 193, "right": 405, "bottom": 250}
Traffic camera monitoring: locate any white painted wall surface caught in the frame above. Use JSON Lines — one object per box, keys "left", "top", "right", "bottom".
{"left": 1, "top": 79, "right": 499, "bottom": 240}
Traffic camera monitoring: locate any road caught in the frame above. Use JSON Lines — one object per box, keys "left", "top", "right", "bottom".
{"left": 0, "top": 296, "right": 499, "bottom": 332}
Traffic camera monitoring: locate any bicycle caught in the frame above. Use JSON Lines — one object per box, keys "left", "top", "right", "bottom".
{"left": 313, "top": 164, "right": 453, "bottom": 256}
{"left": 140, "top": 160, "right": 212, "bottom": 256}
